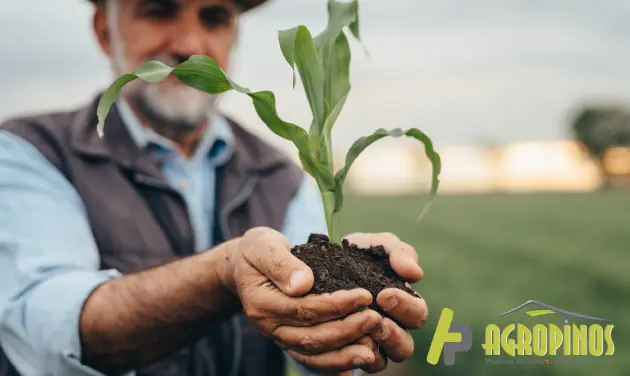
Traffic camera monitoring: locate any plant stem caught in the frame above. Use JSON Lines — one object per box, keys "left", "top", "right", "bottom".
{"left": 321, "top": 191, "right": 337, "bottom": 243}
{"left": 319, "top": 130, "right": 340, "bottom": 244}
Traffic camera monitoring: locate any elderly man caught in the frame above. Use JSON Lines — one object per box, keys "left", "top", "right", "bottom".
{"left": 0, "top": 0, "right": 428, "bottom": 375}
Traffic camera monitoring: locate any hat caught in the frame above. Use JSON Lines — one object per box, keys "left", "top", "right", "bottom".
{"left": 86, "top": 0, "right": 269, "bottom": 12}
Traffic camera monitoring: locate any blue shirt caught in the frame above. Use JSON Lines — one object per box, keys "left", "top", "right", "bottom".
{"left": 0, "top": 100, "right": 329, "bottom": 375}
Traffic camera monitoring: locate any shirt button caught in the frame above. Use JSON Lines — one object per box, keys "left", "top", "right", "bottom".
{"left": 179, "top": 180, "right": 190, "bottom": 190}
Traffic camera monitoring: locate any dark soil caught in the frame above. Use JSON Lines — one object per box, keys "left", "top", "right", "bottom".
{"left": 291, "top": 234, "right": 418, "bottom": 314}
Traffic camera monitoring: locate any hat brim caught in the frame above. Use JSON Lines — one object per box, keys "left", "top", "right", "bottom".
{"left": 86, "top": 0, "right": 269, "bottom": 12}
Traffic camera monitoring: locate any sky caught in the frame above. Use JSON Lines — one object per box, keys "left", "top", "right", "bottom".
{"left": 1, "top": 0, "right": 630, "bottom": 154}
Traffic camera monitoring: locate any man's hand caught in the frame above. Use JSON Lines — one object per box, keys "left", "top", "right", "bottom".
{"left": 221, "top": 227, "right": 385, "bottom": 374}
{"left": 343, "top": 232, "right": 429, "bottom": 372}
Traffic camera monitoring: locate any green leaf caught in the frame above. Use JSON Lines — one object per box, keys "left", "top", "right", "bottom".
{"left": 313, "top": 92, "right": 346, "bottom": 175}
{"left": 321, "top": 32, "right": 351, "bottom": 139}
{"left": 96, "top": 74, "right": 138, "bottom": 137}
{"left": 244, "top": 90, "right": 302, "bottom": 140}
{"left": 95, "top": 54, "right": 335, "bottom": 192}
{"left": 134, "top": 61, "right": 174, "bottom": 82}
{"left": 300, "top": 152, "right": 335, "bottom": 192}
{"left": 295, "top": 26, "right": 326, "bottom": 134}
{"left": 278, "top": 27, "right": 299, "bottom": 88}
{"left": 314, "top": 0, "right": 360, "bottom": 134}
{"left": 349, "top": 14, "right": 360, "bottom": 40}
{"left": 96, "top": 61, "right": 175, "bottom": 136}
{"left": 308, "top": 0, "right": 364, "bottom": 175}
{"left": 172, "top": 55, "right": 247, "bottom": 94}
{"left": 333, "top": 128, "right": 442, "bottom": 220}
{"left": 277, "top": 26, "right": 325, "bottom": 135}
{"left": 322, "top": 83, "right": 349, "bottom": 140}
{"left": 244, "top": 91, "right": 332, "bottom": 189}
{"left": 314, "top": 0, "right": 360, "bottom": 49}
{"left": 280, "top": 1, "right": 364, "bottom": 147}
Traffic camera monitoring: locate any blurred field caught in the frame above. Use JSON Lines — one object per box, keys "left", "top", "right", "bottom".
{"left": 332, "top": 190, "right": 630, "bottom": 376}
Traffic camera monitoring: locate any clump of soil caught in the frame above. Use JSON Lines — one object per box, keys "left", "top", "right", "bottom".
{"left": 291, "top": 233, "right": 418, "bottom": 314}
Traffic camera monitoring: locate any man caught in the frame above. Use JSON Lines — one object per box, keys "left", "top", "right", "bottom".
{"left": 0, "top": 0, "right": 428, "bottom": 375}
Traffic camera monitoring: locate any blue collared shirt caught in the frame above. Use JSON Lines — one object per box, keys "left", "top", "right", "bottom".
{"left": 0, "top": 101, "right": 329, "bottom": 375}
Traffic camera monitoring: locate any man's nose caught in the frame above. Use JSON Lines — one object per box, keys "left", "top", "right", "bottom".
{"left": 169, "top": 20, "right": 208, "bottom": 61}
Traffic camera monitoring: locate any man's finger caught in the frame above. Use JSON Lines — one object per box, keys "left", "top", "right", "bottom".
{"left": 262, "top": 287, "right": 373, "bottom": 327}
{"left": 377, "top": 288, "right": 428, "bottom": 329}
{"left": 286, "top": 343, "right": 375, "bottom": 373}
{"left": 242, "top": 227, "right": 314, "bottom": 296}
{"left": 355, "top": 335, "right": 388, "bottom": 373}
{"left": 370, "top": 317, "right": 415, "bottom": 363}
{"left": 344, "top": 233, "right": 422, "bottom": 282}
{"left": 388, "top": 249, "right": 423, "bottom": 283}
{"left": 272, "top": 309, "right": 383, "bottom": 354}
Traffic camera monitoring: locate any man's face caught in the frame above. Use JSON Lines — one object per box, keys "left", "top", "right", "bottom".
{"left": 96, "top": 0, "right": 240, "bottom": 130}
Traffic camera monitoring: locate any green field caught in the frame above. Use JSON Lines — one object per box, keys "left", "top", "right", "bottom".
{"left": 333, "top": 190, "right": 630, "bottom": 376}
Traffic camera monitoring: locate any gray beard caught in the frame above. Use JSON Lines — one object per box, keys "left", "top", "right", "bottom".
{"left": 124, "top": 81, "right": 223, "bottom": 142}
{"left": 131, "top": 88, "right": 215, "bottom": 132}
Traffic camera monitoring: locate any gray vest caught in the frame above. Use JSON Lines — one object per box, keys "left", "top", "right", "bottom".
{"left": 0, "top": 94, "right": 304, "bottom": 376}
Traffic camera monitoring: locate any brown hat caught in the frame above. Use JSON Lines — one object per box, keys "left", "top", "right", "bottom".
{"left": 86, "top": 0, "right": 269, "bottom": 12}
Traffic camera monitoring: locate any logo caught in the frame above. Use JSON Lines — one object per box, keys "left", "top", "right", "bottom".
{"left": 426, "top": 308, "right": 472, "bottom": 365}
{"left": 427, "top": 301, "right": 616, "bottom": 366}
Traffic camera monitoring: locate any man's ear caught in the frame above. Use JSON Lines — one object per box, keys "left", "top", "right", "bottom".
{"left": 93, "top": 4, "right": 111, "bottom": 56}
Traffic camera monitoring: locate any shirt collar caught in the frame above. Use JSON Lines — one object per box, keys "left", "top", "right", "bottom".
{"left": 115, "top": 98, "right": 234, "bottom": 165}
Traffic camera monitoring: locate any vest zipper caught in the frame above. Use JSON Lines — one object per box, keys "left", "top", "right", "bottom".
{"left": 218, "top": 174, "right": 259, "bottom": 376}
{"left": 219, "top": 175, "right": 259, "bottom": 240}
{"left": 132, "top": 172, "right": 195, "bottom": 254}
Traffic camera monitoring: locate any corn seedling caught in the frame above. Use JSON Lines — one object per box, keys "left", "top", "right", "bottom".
{"left": 96, "top": 0, "right": 441, "bottom": 244}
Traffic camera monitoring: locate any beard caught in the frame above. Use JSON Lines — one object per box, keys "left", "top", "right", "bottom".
{"left": 109, "top": 35, "right": 222, "bottom": 133}
{"left": 123, "top": 67, "right": 223, "bottom": 132}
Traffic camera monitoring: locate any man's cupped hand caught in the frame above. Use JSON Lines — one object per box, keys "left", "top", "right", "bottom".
{"left": 221, "top": 227, "right": 428, "bottom": 375}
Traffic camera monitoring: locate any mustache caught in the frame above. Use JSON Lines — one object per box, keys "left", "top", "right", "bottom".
{"left": 149, "top": 54, "right": 191, "bottom": 67}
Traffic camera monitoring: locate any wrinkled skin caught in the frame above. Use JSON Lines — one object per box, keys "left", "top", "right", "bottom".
{"left": 224, "top": 228, "right": 428, "bottom": 375}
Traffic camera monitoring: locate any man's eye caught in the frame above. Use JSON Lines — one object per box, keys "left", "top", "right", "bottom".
{"left": 141, "top": 0, "right": 178, "bottom": 19}
{"left": 145, "top": 6, "right": 176, "bottom": 19}
{"left": 200, "top": 6, "right": 233, "bottom": 28}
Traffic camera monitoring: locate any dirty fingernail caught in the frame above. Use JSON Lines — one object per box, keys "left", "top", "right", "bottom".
{"left": 377, "top": 326, "right": 391, "bottom": 340}
{"left": 361, "top": 318, "right": 379, "bottom": 333}
{"left": 289, "top": 270, "right": 306, "bottom": 289}
{"left": 353, "top": 357, "right": 366, "bottom": 367}
{"left": 366, "top": 341, "right": 376, "bottom": 351}
{"left": 383, "top": 295, "right": 398, "bottom": 311}
{"left": 355, "top": 292, "right": 371, "bottom": 308}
